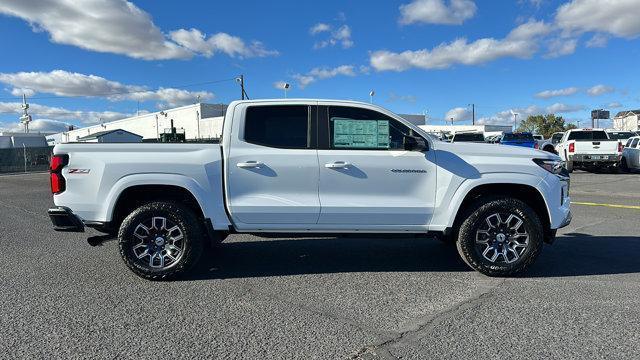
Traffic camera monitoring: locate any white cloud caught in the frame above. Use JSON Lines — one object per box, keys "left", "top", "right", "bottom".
{"left": 478, "top": 103, "right": 585, "bottom": 125}
{"left": 0, "top": 70, "right": 214, "bottom": 108}
{"left": 587, "top": 84, "right": 615, "bottom": 96}
{"left": 545, "top": 37, "right": 578, "bottom": 58}
{"left": 168, "top": 29, "right": 278, "bottom": 58}
{"left": 0, "top": 0, "right": 276, "bottom": 60}
{"left": 535, "top": 87, "right": 579, "bottom": 99}
{"left": 585, "top": 33, "right": 608, "bottom": 48}
{"left": 309, "top": 23, "right": 331, "bottom": 34}
{"left": 399, "top": 0, "right": 477, "bottom": 25}
{"left": 445, "top": 107, "right": 472, "bottom": 122}
{"left": 0, "top": 102, "right": 130, "bottom": 124}
{"left": 387, "top": 92, "right": 417, "bottom": 103}
{"left": 546, "top": 102, "right": 585, "bottom": 113}
{"left": 0, "top": 119, "right": 72, "bottom": 133}
{"left": 608, "top": 101, "right": 623, "bottom": 108}
{"left": 292, "top": 65, "right": 356, "bottom": 88}
{"left": 272, "top": 81, "right": 290, "bottom": 90}
{"left": 370, "top": 20, "right": 551, "bottom": 71}
{"left": 312, "top": 24, "right": 354, "bottom": 49}
{"left": 556, "top": 0, "right": 640, "bottom": 38}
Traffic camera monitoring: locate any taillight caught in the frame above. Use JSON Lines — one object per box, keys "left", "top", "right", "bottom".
{"left": 50, "top": 155, "right": 68, "bottom": 194}
{"left": 534, "top": 142, "right": 539, "bottom": 149}
{"left": 568, "top": 142, "right": 575, "bottom": 153}
{"left": 618, "top": 141, "right": 623, "bottom": 153}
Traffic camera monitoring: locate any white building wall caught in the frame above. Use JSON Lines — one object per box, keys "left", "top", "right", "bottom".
{"left": 613, "top": 114, "right": 639, "bottom": 131}
{"left": 57, "top": 103, "right": 225, "bottom": 143}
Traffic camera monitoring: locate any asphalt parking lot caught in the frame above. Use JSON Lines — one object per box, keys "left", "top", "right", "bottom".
{"left": 1, "top": 171, "right": 639, "bottom": 359}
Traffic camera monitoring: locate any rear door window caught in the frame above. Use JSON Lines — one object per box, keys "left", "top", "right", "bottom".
{"left": 244, "top": 105, "right": 310, "bottom": 149}
{"left": 632, "top": 138, "right": 640, "bottom": 148}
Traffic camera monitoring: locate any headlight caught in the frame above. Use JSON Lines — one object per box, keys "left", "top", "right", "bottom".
{"left": 533, "top": 158, "right": 567, "bottom": 176}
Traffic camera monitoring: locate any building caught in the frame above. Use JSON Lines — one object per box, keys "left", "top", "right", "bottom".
{"left": 398, "top": 114, "right": 426, "bottom": 126}
{"left": 76, "top": 129, "right": 143, "bottom": 143}
{"left": 418, "top": 124, "right": 513, "bottom": 136}
{"left": 50, "top": 103, "right": 225, "bottom": 144}
{"left": 613, "top": 110, "right": 640, "bottom": 131}
{"left": 0, "top": 132, "right": 48, "bottom": 149}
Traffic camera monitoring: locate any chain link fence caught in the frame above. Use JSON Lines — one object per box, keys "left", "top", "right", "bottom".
{"left": 0, "top": 147, "right": 52, "bottom": 174}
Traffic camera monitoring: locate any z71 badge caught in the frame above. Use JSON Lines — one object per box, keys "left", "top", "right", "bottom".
{"left": 68, "top": 169, "right": 90, "bottom": 174}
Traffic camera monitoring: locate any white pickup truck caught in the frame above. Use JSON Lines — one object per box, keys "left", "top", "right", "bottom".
{"left": 48, "top": 99, "right": 571, "bottom": 280}
{"left": 556, "top": 129, "right": 622, "bottom": 172}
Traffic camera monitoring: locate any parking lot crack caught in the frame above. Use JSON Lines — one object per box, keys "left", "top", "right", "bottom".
{"left": 243, "top": 286, "right": 399, "bottom": 341}
{"left": 348, "top": 278, "right": 506, "bottom": 359}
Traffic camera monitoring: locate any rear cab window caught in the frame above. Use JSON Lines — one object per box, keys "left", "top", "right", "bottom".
{"left": 244, "top": 105, "right": 311, "bottom": 149}
{"left": 453, "top": 133, "right": 485, "bottom": 142}
{"left": 503, "top": 133, "right": 534, "bottom": 141}
{"left": 567, "top": 130, "right": 609, "bottom": 141}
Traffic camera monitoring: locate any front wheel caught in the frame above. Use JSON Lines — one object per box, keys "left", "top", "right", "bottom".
{"left": 456, "top": 197, "right": 543, "bottom": 277}
{"left": 118, "top": 201, "right": 204, "bottom": 280}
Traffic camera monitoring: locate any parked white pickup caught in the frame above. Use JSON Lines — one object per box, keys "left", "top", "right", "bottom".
{"left": 48, "top": 99, "right": 571, "bottom": 279}
{"left": 556, "top": 129, "right": 622, "bottom": 172}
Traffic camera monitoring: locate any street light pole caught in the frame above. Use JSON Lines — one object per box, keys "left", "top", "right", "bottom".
{"left": 513, "top": 113, "right": 519, "bottom": 130}
{"left": 469, "top": 103, "right": 475, "bottom": 125}
{"left": 369, "top": 90, "right": 375, "bottom": 104}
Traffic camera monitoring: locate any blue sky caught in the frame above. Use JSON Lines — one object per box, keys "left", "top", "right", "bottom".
{"left": 0, "top": 0, "right": 639, "bottom": 132}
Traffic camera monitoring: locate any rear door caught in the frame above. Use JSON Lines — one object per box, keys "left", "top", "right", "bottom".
{"left": 226, "top": 104, "right": 320, "bottom": 226}
{"left": 316, "top": 105, "right": 437, "bottom": 226}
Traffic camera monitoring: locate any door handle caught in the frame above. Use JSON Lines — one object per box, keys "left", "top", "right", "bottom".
{"left": 237, "top": 161, "right": 263, "bottom": 168}
{"left": 325, "top": 161, "right": 350, "bottom": 169}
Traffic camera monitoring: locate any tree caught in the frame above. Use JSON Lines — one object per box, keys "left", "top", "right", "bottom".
{"left": 516, "top": 114, "right": 576, "bottom": 138}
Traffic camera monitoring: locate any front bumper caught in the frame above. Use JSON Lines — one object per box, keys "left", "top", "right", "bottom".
{"left": 48, "top": 206, "right": 85, "bottom": 232}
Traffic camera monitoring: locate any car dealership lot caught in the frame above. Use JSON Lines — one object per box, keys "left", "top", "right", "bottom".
{"left": 1, "top": 172, "right": 639, "bottom": 359}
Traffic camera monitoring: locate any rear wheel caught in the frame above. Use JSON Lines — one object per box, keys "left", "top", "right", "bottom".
{"left": 456, "top": 197, "right": 543, "bottom": 277}
{"left": 565, "top": 160, "right": 574, "bottom": 173}
{"left": 620, "top": 158, "right": 630, "bottom": 173}
{"left": 118, "top": 201, "right": 204, "bottom": 280}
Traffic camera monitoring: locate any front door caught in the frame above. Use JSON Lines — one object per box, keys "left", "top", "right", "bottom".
{"left": 316, "top": 105, "right": 437, "bottom": 226}
{"left": 226, "top": 104, "right": 320, "bottom": 226}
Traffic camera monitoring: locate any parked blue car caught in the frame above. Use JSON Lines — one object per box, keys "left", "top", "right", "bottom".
{"left": 499, "top": 132, "right": 537, "bottom": 148}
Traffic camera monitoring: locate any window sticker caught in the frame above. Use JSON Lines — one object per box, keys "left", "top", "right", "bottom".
{"left": 332, "top": 118, "right": 390, "bottom": 148}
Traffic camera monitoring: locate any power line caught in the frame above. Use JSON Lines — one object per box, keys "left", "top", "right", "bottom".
{"left": 0, "top": 77, "right": 238, "bottom": 101}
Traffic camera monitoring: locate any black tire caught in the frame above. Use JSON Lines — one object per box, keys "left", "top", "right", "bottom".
{"left": 118, "top": 201, "right": 204, "bottom": 280}
{"left": 566, "top": 160, "right": 574, "bottom": 173}
{"left": 620, "top": 158, "right": 630, "bottom": 173}
{"left": 455, "top": 197, "right": 543, "bottom": 277}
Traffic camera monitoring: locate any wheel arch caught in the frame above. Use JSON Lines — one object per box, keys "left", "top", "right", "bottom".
{"left": 110, "top": 184, "right": 205, "bottom": 231}
{"left": 441, "top": 178, "right": 553, "bottom": 243}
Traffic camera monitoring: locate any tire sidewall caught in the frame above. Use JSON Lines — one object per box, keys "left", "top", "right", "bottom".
{"left": 456, "top": 198, "right": 543, "bottom": 276}
{"left": 118, "top": 202, "right": 203, "bottom": 280}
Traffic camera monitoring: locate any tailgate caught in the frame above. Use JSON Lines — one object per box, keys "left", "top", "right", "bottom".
{"left": 574, "top": 140, "right": 618, "bottom": 155}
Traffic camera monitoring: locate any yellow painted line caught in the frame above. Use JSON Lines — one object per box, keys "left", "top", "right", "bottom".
{"left": 571, "top": 201, "right": 640, "bottom": 210}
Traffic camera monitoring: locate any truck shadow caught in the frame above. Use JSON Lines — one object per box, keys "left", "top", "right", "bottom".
{"left": 183, "top": 235, "right": 640, "bottom": 280}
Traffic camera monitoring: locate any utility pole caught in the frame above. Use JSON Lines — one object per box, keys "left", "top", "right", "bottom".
{"left": 469, "top": 103, "right": 475, "bottom": 125}
{"left": 20, "top": 94, "right": 32, "bottom": 133}
{"left": 237, "top": 75, "right": 247, "bottom": 100}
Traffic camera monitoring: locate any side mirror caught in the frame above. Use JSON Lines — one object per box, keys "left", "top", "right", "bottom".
{"left": 404, "top": 135, "right": 428, "bottom": 152}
